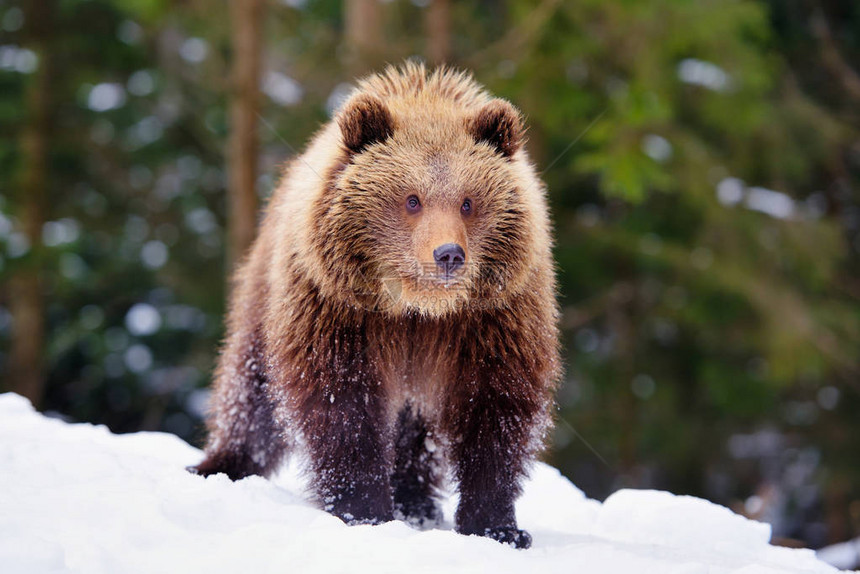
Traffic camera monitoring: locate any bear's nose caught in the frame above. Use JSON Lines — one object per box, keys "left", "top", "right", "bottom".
{"left": 433, "top": 243, "right": 465, "bottom": 276}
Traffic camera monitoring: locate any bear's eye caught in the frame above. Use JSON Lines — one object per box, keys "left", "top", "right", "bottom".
{"left": 461, "top": 198, "right": 473, "bottom": 215}
{"left": 406, "top": 195, "right": 421, "bottom": 213}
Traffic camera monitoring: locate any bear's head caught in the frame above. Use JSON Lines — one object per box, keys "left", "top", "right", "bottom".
{"left": 313, "top": 90, "right": 541, "bottom": 318}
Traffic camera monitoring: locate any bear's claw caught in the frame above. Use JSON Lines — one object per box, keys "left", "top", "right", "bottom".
{"left": 484, "top": 527, "right": 532, "bottom": 549}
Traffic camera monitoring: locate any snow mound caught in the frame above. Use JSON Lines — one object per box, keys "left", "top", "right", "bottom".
{"left": 0, "top": 393, "right": 843, "bottom": 574}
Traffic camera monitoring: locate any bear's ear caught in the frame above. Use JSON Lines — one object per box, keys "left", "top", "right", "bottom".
{"left": 467, "top": 99, "right": 524, "bottom": 158}
{"left": 338, "top": 94, "right": 394, "bottom": 155}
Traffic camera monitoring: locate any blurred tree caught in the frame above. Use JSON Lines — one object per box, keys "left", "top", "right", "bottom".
{"left": 762, "top": 0, "right": 860, "bottom": 545}
{"left": 226, "top": 0, "right": 263, "bottom": 268}
{"left": 424, "top": 0, "right": 450, "bottom": 65}
{"left": 6, "top": 0, "right": 56, "bottom": 406}
{"left": 344, "top": 0, "right": 382, "bottom": 74}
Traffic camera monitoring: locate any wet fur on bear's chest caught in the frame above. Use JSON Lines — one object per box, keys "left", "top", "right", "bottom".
{"left": 370, "top": 314, "right": 465, "bottom": 424}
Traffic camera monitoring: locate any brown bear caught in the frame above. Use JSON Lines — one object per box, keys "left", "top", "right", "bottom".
{"left": 190, "top": 62, "right": 561, "bottom": 549}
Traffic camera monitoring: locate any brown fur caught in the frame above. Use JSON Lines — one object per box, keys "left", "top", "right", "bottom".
{"left": 191, "top": 62, "right": 561, "bottom": 549}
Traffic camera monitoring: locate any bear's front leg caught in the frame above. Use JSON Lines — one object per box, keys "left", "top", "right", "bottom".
{"left": 444, "top": 367, "right": 543, "bottom": 549}
{"left": 290, "top": 342, "right": 394, "bottom": 525}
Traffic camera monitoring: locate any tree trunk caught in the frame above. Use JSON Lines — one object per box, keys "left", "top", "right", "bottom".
{"left": 6, "top": 0, "right": 55, "bottom": 407}
{"left": 227, "top": 0, "right": 264, "bottom": 270}
{"left": 344, "top": 0, "right": 382, "bottom": 75}
{"left": 425, "top": 0, "right": 451, "bottom": 66}
{"left": 608, "top": 286, "right": 636, "bottom": 481}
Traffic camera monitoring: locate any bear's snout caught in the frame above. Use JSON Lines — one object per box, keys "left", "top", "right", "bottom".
{"left": 433, "top": 243, "right": 465, "bottom": 277}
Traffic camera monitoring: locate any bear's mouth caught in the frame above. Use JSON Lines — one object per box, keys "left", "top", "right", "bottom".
{"left": 401, "top": 263, "right": 473, "bottom": 303}
{"left": 416, "top": 261, "right": 468, "bottom": 288}
{"left": 351, "top": 260, "right": 474, "bottom": 314}
{"left": 437, "top": 264, "right": 463, "bottom": 284}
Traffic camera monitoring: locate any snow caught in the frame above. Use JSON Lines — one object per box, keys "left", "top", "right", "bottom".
{"left": 817, "top": 538, "right": 860, "bottom": 571}
{"left": 0, "top": 393, "right": 845, "bottom": 574}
